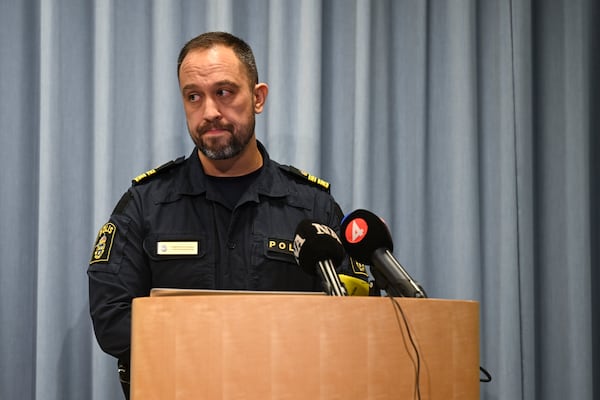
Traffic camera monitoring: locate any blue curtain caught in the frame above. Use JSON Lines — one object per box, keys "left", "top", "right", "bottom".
{"left": 0, "top": 0, "right": 597, "bottom": 399}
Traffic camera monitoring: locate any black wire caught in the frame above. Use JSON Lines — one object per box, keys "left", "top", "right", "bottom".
{"left": 389, "top": 295, "right": 493, "bottom": 394}
{"left": 388, "top": 295, "right": 422, "bottom": 400}
{"left": 480, "top": 365, "right": 492, "bottom": 382}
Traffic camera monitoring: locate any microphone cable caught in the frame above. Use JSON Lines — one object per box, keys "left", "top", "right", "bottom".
{"left": 388, "top": 294, "right": 493, "bottom": 400}
{"left": 480, "top": 365, "right": 492, "bottom": 382}
{"left": 388, "top": 294, "right": 423, "bottom": 400}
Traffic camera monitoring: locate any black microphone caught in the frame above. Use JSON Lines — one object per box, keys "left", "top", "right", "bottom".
{"left": 340, "top": 209, "right": 427, "bottom": 298}
{"left": 293, "top": 220, "right": 348, "bottom": 296}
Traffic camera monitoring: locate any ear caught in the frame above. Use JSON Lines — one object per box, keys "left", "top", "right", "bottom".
{"left": 253, "top": 83, "right": 269, "bottom": 114}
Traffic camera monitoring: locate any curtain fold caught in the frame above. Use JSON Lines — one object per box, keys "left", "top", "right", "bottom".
{"left": 0, "top": 1, "right": 596, "bottom": 399}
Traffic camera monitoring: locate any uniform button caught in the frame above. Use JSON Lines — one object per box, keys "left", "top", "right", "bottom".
{"left": 228, "top": 242, "right": 236, "bottom": 249}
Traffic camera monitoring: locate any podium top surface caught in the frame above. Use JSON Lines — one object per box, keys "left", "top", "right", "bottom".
{"left": 149, "top": 287, "right": 326, "bottom": 297}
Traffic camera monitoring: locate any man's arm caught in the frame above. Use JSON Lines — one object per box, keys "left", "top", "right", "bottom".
{"left": 87, "top": 190, "right": 151, "bottom": 361}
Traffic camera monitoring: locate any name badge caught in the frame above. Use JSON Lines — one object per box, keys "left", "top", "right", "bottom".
{"left": 157, "top": 241, "right": 198, "bottom": 256}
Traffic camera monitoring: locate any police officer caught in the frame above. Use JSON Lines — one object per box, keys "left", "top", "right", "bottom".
{"left": 87, "top": 32, "right": 368, "bottom": 399}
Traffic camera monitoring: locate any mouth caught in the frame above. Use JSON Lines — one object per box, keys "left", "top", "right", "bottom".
{"left": 199, "top": 125, "right": 232, "bottom": 136}
{"left": 203, "top": 129, "right": 227, "bottom": 136}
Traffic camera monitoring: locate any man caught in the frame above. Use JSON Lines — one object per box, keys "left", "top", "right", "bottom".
{"left": 88, "top": 32, "right": 368, "bottom": 399}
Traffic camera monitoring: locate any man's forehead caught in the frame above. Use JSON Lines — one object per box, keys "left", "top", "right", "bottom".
{"left": 180, "top": 46, "right": 244, "bottom": 78}
{"left": 181, "top": 46, "right": 238, "bottom": 69}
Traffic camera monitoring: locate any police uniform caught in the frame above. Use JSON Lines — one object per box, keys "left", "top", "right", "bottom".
{"left": 88, "top": 141, "right": 368, "bottom": 394}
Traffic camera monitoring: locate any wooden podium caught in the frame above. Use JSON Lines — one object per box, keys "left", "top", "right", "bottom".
{"left": 130, "top": 294, "right": 479, "bottom": 399}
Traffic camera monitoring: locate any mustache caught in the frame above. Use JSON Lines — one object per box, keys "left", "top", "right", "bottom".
{"left": 197, "top": 122, "right": 234, "bottom": 135}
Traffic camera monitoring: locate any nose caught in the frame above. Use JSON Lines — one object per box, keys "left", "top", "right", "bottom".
{"left": 202, "top": 96, "right": 222, "bottom": 122}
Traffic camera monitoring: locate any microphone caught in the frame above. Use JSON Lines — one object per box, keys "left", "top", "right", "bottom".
{"left": 293, "top": 220, "right": 348, "bottom": 296}
{"left": 340, "top": 209, "right": 427, "bottom": 298}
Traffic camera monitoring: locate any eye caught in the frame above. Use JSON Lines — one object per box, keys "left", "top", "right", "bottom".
{"left": 216, "top": 88, "right": 233, "bottom": 97}
{"left": 188, "top": 93, "right": 200, "bottom": 102}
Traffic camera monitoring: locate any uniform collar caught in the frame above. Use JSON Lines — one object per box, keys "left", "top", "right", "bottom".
{"left": 179, "top": 140, "right": 291, "bottom": 201}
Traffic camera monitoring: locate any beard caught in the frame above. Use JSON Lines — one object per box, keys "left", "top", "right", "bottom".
{"left": 194, "top": 116, "right": 255, "bottom": 160}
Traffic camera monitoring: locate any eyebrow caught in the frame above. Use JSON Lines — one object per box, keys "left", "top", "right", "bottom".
{"left": 181, "top": 80, "right": 242, "bottom": 92}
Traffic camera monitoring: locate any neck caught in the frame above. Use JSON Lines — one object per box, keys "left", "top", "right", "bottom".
{"left": 198, "top": 139, "right": 263, "bottom": 177}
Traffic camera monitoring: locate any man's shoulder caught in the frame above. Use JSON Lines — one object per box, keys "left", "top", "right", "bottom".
{"left": 276, "top": 164, "right": 331, "bottom": 193}
{"left": 131, "top": 156, "right": 187, "bottom": 187}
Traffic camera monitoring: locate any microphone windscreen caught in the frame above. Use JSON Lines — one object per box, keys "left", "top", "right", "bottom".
{"left": 293, "top": 220, "right": 345, "bottom": 275}
{"left": 340, "top": 209, "right": 394, "bottom": 264}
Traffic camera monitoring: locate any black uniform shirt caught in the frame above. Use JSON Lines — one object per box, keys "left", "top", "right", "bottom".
{"left": 88, "top": 141, "right": 367, "bottom": 361}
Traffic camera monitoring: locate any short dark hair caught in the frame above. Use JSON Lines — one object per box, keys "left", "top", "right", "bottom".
{"left": 177, "top": 31, "right": 259, "bottom": 86}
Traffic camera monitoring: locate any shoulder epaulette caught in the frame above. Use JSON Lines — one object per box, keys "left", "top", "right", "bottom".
{"left": 280, "top": 165, "right": 331, "bottom": 193}
{"left": 132, "top": 156, "right": 185, "bottom": 186}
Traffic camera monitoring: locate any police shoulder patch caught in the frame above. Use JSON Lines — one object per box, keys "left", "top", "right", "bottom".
{"left": 90, "top": 222, "right": 116, "bottom": 264}
{"left": 132, "top": 156, "right": 185, "bottom": 186}
{"left": 350, "top": 257, "right": 369, "bottom": 277}
{"left": 280, "top": 165, "right": 331, "bottom": 193}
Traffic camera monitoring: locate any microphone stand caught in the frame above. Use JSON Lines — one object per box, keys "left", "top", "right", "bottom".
{"left": 371, "top": 248, "right": 427, "bottom": 298}
{"left": 316, "top": 260, "right": 348, "bottom": 296}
